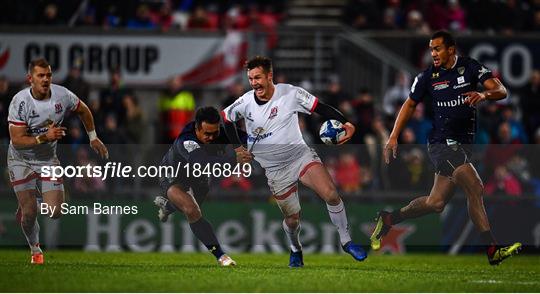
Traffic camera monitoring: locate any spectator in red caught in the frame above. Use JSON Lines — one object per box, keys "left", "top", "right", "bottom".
{"left": 335, "top": 153, "right": 362, "bottom": 193}
{"left": 485, "top": 166, "right": 523, "bottom": 197}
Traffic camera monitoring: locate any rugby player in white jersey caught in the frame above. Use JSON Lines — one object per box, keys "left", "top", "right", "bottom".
{"left": 222, "top": 56, "right": 367, "bottom": 267}
{"left": 7, "top": 58, "right": 108, "bottom": 264}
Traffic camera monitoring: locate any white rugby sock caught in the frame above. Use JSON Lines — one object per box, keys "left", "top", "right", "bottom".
{"left": 22, "top": 220, "right": 42, "bottom": 254}
{"left": 326, "top": 200, "right": 352, "bottom": 246}
{"left": 282, "top": 220, "right": 302, "bottom": 252}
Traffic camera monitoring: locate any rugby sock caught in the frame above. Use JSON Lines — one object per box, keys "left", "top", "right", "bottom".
{"left": 165, "top": 199, "right": 177, "bottom": 213}
{"left": 282, "top": 220, "right": 302, "bottom": 252}
{"left": 22, "top": 220, "right": 41, "bottom": 254}
{"left": 189, "top": 218, "right": 224, "bottom": 259}
{"left": 390, "top": 210, "right": 404, "bottom": 225}
{"left": 326, "top": 200, "right": 352, "bottom": 246}
{"left": 480, "top": 230, "right": 498, "bottom": 257}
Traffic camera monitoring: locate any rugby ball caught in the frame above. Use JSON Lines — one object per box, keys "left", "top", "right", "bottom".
{"left": 319, "top": 119, "right": 346, "bottom": 145}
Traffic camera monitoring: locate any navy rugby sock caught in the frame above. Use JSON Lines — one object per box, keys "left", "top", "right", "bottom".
{"left": 189, "top": 218, "right": 224, "bottom": 259}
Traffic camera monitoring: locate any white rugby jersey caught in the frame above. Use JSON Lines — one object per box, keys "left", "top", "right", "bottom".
{"left": 222, "top": 83, "right": 318, "bottom": 171}
{"left": 8, "top": 84, "right": 80, "bottom": 160}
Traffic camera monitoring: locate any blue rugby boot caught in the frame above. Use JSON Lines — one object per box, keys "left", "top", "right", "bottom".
{"left": 342, "top": 241, "right": 367, "bottom": 262}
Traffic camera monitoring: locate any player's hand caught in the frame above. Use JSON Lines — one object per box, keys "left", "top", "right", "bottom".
{"left": 338, "top": 122, "right": 356, "bottom": 145}
{"left": 90, "top": 138, "right": 109, "bottom": 160}
{"left": 45, "top": 125, "right": 67, "bottom": 141}
{"left": 384, "top": 137, "right": 398, "bottom": 164}
{"left": 234, "top": 146, "right": 252, "bottom": 164}
{"left": 463, "top": 91, "right": 486, "bottom": 106}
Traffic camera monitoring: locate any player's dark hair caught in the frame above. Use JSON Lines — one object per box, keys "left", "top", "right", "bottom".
{"left": 431, "top": 30, "right": 456, "bottom": 49}
{"left": 195, "top": 106, "right": 221, "bottom": 128}
{"left": 245, "top": 56, "right": 273, "bottom": 73}
{"left": 27, "top": 58, "right": 50, "bottom": 74}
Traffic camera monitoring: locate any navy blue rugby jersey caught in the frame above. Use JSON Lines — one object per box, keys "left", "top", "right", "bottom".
{"left": 409, "top": 56, "right": 494, "bottom": 144}
{"left": 160, "top": 121, "right": 246, "bottom": 187}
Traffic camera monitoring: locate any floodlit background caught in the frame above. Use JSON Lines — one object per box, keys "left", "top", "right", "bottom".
{"left": 0, "top": 0, "right": 539, "bottom": 254}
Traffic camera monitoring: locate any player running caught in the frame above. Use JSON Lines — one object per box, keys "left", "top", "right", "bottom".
{"left": 153, "top": 106, "right": 249, "bottom": 266}
{"left": 8, "top": 58, "right": 108, "bottom": 264}
{"left": 221, "top": 56, "right": 367, "bottom": 268}
{"left": 370, "top": 31, "right": 521, "bottom": 265}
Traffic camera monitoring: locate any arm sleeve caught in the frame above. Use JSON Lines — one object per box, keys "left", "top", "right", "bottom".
{"left": 64, "top": 88, "right": 81, "bottom": 111}
{"left": 293, "top": 86, "right": 318, "bottom": 114}
{"left": 7, "top": 96, "right": 27, "bottom": 126}
{"left": 221, "top": 120, "right": 243, "bottom": 149}
{"left": 313, "top": 101, "right": 348, "bottom": 123}
{"left": 221, "top": 97, "right": 245, "bottom": 123}
{"left": 409, "top": 72, "right": 428, "bottom": 103}
{"left": 471, "top": 59, "right": 494, "bottom": 84}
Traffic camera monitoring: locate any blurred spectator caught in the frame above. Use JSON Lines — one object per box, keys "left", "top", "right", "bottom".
{"left": 100, "top": 113, "right": 128, "bottom": 145}
{"left": 127, "top": 4, "right": 157, "bottom": 29}
{"left": 406, "top": 9, "right": 430, "bottom": 34}
{"left": 123, "top": 94, "right": 146, "bottom": 144}
{"left": 446, "top": 0, "right": 467, "bottom": 32}
{"left": 321, "top": 75, "right": 350, "bottom": 110}
{"left": 40, "top": 3, "right": 62, "bottom": 26}
{"left": 187, "top": 5, "right": 216, "bottom": 30}
{"left": 342, "top": 0, "right": 381, "bottom": 29}
{"left": 407, "top": 103, "right": 432, "bottom": 144}
{"left": 222, "top": 80, "right": 245, "bottom": 109}
{"left": 388, "top": 128, "right": 430, "bottom": 190}
{"left": 383, "top": 71, "right": 410, "bottom": 117}
{"left": 381, "top": 2, "right": 404, "bottom": 30}
{"left": 344, "top": 88, "right": 375, "bottom": 143}
{"left": 152, "top": 2, "right": 174, "bottom": 31}
{"left": 224, "top": 4, "right": 249, "bottom": 30}
{"left": 478, "top": 102, "right": 502, "bottom": 139}
{"left": 103, "top": 4, "right": 122, "bottom": 28}
{"left": 364, "top": 116, "right": 390, "bottom": 189}
{"left": 61, "top": 64, "right": 90, "bottom": 104}
{"left": 425, "top": 0, "right": 447, "bottom": 31}
{"left": 484, "top": 122, "right": 523, "bottom": 177}
{"left": 220, "top": 175, "right": 252, "bottom": 192}
{"left": 519, "top": 69, "right": 540, "bottom": 138}
{"left": 158, "top": 75, "right": 195, "bottom": 143}
{"left": 88, "top": 96, "right": 105, "bottom": 135}
{"left": 498, "top": 0, "right": 531, "bottom": 34}
{"left": 485, "top": 165, "right": 523, "bottom": 197}
{"left": 72, "top": 148, "right": 106, "bottom": 194}
{"left": 334, "top": 152, "right": 362, "bottom": 193}
{"left": 0, "top": 76, "right": 16, "bottom": 143}
{"left": 99, "top": 68, "right": 132, "bottom": 126}
{"left": 500, "top": 105, "right": 528, "bottom": 143}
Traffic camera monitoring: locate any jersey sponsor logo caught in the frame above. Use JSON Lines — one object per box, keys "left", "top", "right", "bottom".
{"left": 453, "top": 82, "right": 470, "bottom": 89}
{"left": 457, "top": 76, "right": 465, "bottom": 84}
{"left": 247, "top": 132, "right": 273, "bottom": 142}
{"left": 432, "top": 81, "right": 449, "bottom": 91}
{"left": 478, "top": 66, "right": 491, "bottom": 79}
{"left": 28, "top": 127, "right": 49, "bottom": 134}
{"left": 457, "top": 67, "right": 465, "bottom": 75}
{"left": 268, "top": 106, "right": 278, "bottom": 119}
{"left": 183, "top": 140, "right": 200, "bottom": 153}
{"left": 54, "top": 103, "right": 63, "bottom": 114}
{"left": 17, "top": 101, "right": 25, "bottom": 120}
{"left": 436, "top": 96, "right": 468, "bottom": 107}
{"left": 29, "top": 109, "right": 40, "bottom": 118}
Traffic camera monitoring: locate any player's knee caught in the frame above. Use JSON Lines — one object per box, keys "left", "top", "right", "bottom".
{"left": 183, "top": 206, "right": 202, "bottom": 222}
{"left": 321, "top": 186, "right": 340, "bottom": 205}
{"left": 285, "top": 213, "right": 300, "bottom": 228}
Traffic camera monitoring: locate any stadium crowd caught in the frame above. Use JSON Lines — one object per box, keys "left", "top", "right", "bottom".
{"left": 1, "top": 0, "right": 540, "bottom": 202}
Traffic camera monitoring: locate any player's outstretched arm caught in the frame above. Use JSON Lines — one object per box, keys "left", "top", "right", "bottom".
{"left": 313, "top": 101, "right": 355, "bottom": 144}
{"left": 463, "top": 78, "right": 507, "bottom": 106}
{"left": 221, "top": 116, "right": 252, "bottom": 163}
{"left": 384, "top": 97, "right": 417, "bottom": 164}
{"left": 73, "top": 100, "right": 109, "bottom": 159}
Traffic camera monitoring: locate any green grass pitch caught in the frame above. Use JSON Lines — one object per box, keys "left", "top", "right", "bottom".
{"left": 0, "top": 250, "right": 538, "bottom": 292}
